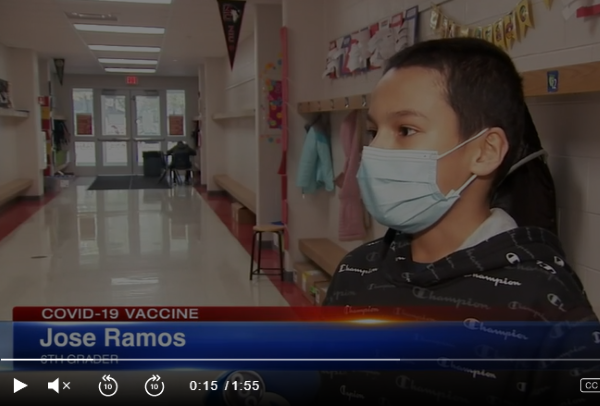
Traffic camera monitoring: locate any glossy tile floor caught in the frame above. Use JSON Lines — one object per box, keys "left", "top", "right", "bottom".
{"left": 0, "top": 178, "right": 304, "bottom": 321}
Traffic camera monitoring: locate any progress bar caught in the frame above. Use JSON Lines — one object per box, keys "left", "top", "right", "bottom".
{"left": 2, "top": 358, "right": 600, "bottom": 362}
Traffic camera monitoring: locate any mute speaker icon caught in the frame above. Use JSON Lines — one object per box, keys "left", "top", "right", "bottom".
{"left": 48, "top": 378, "right": 59, "bottom": 393}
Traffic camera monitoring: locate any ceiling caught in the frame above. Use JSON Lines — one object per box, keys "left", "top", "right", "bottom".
{"left": 0, "top": 0, "right": 277, "bottom": 76}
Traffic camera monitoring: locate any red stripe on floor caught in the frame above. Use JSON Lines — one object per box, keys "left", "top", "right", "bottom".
{"left": 0, "top": 194, "right": 57, "bottom": 242}
{"left": 195, "top": 185, "right": 312, "bottom": 307}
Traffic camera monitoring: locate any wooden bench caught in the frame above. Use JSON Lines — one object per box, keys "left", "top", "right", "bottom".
{"left": 213, "top": 174, "right": 257, "bottom": 213}
{"left": 298, "top": 238, "right": 348, "bottom": 277}
{"left": 0, "top": 179, "right": 33, "bottom": 207}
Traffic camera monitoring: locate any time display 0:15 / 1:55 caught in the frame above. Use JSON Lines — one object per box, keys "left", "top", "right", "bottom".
{"left": 189, "top": 381, "right": 261, "bottom": 391}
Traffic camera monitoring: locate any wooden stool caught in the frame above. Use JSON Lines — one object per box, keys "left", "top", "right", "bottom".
{"left": 250, "top": 224, "right": 285, "bottom": 280}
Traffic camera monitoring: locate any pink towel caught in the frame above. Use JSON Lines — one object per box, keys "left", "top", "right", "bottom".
{"left": 338, "top": 111, "right": 367, "bottom": 241}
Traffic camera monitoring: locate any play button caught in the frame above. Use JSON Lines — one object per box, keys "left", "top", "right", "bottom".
{"left": 14, "top": 378, "right": 27, "bottom": 393}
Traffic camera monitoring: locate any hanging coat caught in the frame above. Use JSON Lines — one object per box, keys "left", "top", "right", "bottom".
{"left": 337, "top": 111, "right": 367, "bottom": 241}
{"left": 296, "top": 121, "right": 334, "bottom": 195}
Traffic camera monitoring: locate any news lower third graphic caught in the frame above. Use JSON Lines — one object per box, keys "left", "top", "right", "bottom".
{"left": 1, "top": 306, "right": 599, "bottom": 372}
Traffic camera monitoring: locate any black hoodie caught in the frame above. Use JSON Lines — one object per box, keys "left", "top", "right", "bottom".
{"left": 321, "top": 227, "right": 600, "bottom": 405}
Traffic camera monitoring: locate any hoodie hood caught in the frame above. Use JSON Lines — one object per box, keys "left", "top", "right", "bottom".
{"left": 383, "top": 226, "right": 569, "bottom": 288}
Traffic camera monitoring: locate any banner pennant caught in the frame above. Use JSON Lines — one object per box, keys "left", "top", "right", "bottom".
{"left": 217, "top": 0, "right": 246, "bottom": 69}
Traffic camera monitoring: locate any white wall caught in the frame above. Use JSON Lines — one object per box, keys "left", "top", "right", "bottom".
{"left": 204, "top": 58, "right": 228, "bottom": 191}
{"left": 0, "top": 43, "right": 19, "bottom": 186}
{"left": 283, "top": 0, "right": 600, "bottom": 311}
{"left": 255, "top": 3, "right": 283, "bottom": 224}
{"left": 0, "top": 45, "right": 43, "bottom": 195}
{"left": 203, "top": 5, "right": 285, "bottom": 225}
{"left": 223, "top": 35, "right": 258, "bottom": 194}
{"left": 198, "top": 65, "right": 207, "bottom": 185}
{"left": 529, "top": 94, "right": 600, "bottom": 312}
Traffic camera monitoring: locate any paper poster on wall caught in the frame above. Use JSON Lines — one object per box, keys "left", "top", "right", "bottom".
{"left": 267, "top": 80, "right": 283, "bottom": 129}
{"left": 323, "top": 39, "right": 343, "bottom": 79}
{"left": 168, "top": 115, "right": 184, "bottom": 135}
{"left": 368, "top": 17, "right": 394, "bottom": 70}
{"left": 404, "top": 6, "right": 419, "bottom": 49}
{"left": 390, "top": 12, "right": 407, "bottom": 52}
{"left": 339, "top": 35, "right": 354, "bottom": 77}
{"left": 368, "top": 22, "right": 381, "bottom": 70}
{"left": 346, "top": 28, "right": 371, "bottom": 73}
{"left": 76, "top": 113, "right": 93, "bottom": 135}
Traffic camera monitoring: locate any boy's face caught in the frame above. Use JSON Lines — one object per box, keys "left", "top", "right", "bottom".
{"left": 367, "top": 66, "right": 475, "bottom": 196}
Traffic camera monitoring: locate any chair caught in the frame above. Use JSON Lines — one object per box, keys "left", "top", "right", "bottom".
{"left": 249, "top": 224, "right": 285, "bottom": 281}
{"left": 170, "top": 152, "right": 193, "bottom": 185}
{"left": 157, "top": 152, "right": 170, "bottom": 184}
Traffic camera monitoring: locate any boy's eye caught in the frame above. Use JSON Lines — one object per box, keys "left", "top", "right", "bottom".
{"left": 399, "top": 126, "right": 417, "bottom": 137}
{"left": 366, "top": 129, "right": 377, "bottom": 139}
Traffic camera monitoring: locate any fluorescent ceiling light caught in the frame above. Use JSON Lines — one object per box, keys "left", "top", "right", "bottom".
{"left": 99, "top": 58, "right": 157, "bottom": 65}
{"left": 89, "top": 45, "right": 161, "bottom": 52}
{"left": 66, "top": 12, "right": 118, "bottom": 21}
{"left": 74, "top": 24, "right": 165, "bottom": 34}
{"left": 105, "top": 67, "right": 156, "bottom": 73}
{"left": 92, "top": 0, "right": 172, "bottom": 3}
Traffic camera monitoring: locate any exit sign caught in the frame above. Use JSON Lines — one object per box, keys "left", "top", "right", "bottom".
{"left": 126, "top": 76, "right": 138, "bottom": 85}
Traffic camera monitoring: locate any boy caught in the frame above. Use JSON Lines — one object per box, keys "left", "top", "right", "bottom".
{"left": 322, "top": 38, "right": 600, "bottom": 405}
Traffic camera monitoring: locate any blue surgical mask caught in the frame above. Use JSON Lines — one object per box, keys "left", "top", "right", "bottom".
{"left": 357, "top": 129, "right": 489, "bottom": 234}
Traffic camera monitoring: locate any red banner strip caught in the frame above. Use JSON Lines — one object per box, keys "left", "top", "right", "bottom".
{"left": 577, "top": 4, "right": 600, "bottom": 18}
{"left": 13, "top": 306, "right": 566, "bottom": 322}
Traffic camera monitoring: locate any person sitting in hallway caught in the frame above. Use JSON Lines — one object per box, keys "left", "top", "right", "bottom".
{"left": 166, "top": 140, "right": 197, "bottom": 184}
{"left": 320, "top": 37, "right": 600, "bottom": 405}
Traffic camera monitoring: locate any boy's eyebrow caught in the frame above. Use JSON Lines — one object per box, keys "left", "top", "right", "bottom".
{"left": 367, "top": 109, "right": 426, "bottom": 123}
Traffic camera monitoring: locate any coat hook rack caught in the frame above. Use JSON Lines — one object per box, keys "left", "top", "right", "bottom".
{"left": 297, "top": 60, "right": 600, "bottom": 114}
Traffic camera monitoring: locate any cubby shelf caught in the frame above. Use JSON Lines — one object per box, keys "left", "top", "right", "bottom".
{"left": 212, "top": 109, "right": 256, "bottom": 120}
{"left": 0, "top": 108, "right": 29, "bottom": 118}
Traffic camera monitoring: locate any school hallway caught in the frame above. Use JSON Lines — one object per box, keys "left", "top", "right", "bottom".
{"left": 0, "top": 178, "right": 309, "bottom": 321}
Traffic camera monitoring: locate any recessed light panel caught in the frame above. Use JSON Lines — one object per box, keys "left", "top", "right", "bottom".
{"left": 105, "top": 67, "right": 157, "bottom": 73}
{"left": 89, "top": 45, "right": 161, "bottom": 52}
{"left": 99, "top": 58, "right": 158, "bottom": 65}
{"left": 66, "top": 12, "right": 118, "bottom": 21}
{"left": 74, "top": 24, "right": 165, "bottom": 34}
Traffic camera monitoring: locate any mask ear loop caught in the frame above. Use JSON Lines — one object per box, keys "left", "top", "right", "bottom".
{"left": 506, "top": 149, "right": 547, "bottom": 176}
{"left": 493, "top": 149, "right": 547, "bottom": 190}
{"left": 454, "top": 174, "right": 478, "bottom": 195}
{"left": 438, "top": 128, "right": 490, "bottom": 159}
{"left": 439, "top": 128, "right": 489, "bottom": 197}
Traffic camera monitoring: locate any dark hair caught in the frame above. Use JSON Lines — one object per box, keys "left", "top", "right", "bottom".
{"left": 382, "top": 38, "right": 557, "bottom": 232}
{"left": 384, "top": 37, "right": 525, "bottom": 189}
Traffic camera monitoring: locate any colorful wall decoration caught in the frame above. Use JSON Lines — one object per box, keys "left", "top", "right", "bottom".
{"left": 259, "top": 55, "right": 283, "bottom": 139}
{"left": 266, "top": 79, "right": 282, "bottom": 129}
{"left": 431, "top": 0, "right": 541, "bottom": 51}
{"left": 260, "top": 133, "right": 281, "bottom": 144}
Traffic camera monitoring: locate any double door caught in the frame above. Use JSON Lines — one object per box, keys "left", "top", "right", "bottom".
{"left": 81, "top": 89, "right": 184, "bottom": 176}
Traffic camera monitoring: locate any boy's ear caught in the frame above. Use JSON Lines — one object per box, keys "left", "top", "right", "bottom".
{"left": 470, "top": 127, "right": 508, "bottom": 176}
